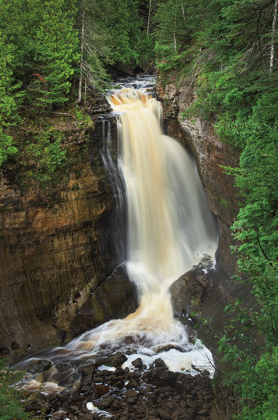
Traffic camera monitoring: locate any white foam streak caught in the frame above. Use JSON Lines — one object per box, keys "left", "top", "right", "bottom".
{"left": 123, "top": 342, "right": 215, "bottom": 378}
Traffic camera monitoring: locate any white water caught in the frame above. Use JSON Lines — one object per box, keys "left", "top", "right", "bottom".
{"left": 18, "top": 81, "right": 218, "bottom": 393}
{"left": 59, "top": 87, "right": 217, "bottom": 369}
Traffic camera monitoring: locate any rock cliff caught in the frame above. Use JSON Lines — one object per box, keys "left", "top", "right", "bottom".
{"left": 0, "top": 111, "right": 135, "bottom": 358}
{"left": 157, "top": 79, "right": 250, "bottom": 348}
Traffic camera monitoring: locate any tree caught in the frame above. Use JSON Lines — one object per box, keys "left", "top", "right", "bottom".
{"left": 28, "top": 0, "right": 79, "bottom": 110}
{"left": 270, "top": 0, "right": 278, "bottom": 73}
{"left": 0, "top": 31, "right": 22, "bottom": 165}
{"left": 76, "top": 0, "right": 111, "bottom": 103}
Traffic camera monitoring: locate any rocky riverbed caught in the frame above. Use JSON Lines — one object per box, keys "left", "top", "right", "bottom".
{"left": 23, "top": 352, "right": 214, "bottom": 420}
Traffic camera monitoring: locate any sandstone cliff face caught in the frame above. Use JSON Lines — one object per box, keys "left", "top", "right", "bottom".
{"left": 0, "top": 114, "right": 130, "bottom": 357}
{"left": 157, "top": 80, "right": 249, "bottom": 340}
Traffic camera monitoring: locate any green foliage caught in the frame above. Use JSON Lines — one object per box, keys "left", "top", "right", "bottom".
{"left": 0, "top": 359, "right": 28, "bottom": 420}
{"left": 218, "top": 301, "right": 278, "bottom": 419}
{"left": 215, "top": 66, "right": 278, "bottom": 420}
{"left": 100, "top": 0, "right": 153, "bottom": 66}
{"left": 0, "top": 30, "right": 23, "bottom": 165}
{"left": 0, "top": 0, "right": 79, "bottom": 111}
{"left": 0, "top": 131, "right": 17, "bottom": 166}
{"left": 21, "top": 130, "right": 68, "bottom": 191}
{"left": 27, "top": 0, "right": 79, "bottom": 110}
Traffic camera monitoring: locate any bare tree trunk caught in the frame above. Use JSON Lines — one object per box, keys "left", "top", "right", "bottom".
{"left": 147, "top": 0, "right": 152, "bottom": 35}
{"left": 270, "top": 0, "right": 278, "bottom": 73}
{"left": 174, "top": 9, "right": 177, "bottom": 50}
{"left": 181, "top": 5, "right": 185, "bottom": 21}
{"left": 77, "top": 10, "right": 85, "bottom": 103}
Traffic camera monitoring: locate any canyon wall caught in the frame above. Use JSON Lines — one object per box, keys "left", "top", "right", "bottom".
{"left": 0, "top": 110, "right": 136, "bottom": 358}
{"left": 157, "top": 80, "right": 250, "bottom": 345}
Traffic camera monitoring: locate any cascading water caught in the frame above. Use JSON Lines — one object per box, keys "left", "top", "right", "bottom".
{"left": 17, "top": 78, "right": 218, "bottom": 396}
{"left": 101, "top": 118, "right": 126, "bottom": 263}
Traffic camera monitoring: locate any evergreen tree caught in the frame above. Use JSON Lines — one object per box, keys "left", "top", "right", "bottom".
{"left": 0, "top": 29, "right": 22, "bottom": 165}
{"left": 76, "top": 0, "right": 111, "bottom": 103}
{"left": 28, "top": 0, "right": 79, "bottom": 110}
{"left": 101, "top": 0, "right": 142, "bottom": 65}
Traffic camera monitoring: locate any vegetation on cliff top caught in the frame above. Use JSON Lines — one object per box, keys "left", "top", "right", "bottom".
{"left": 0, "top": 0, "right": 154, "bottom": 170}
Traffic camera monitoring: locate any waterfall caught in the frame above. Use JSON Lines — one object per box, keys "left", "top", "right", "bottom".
{"left": 17, "top": 80, "right": 218, "bottom": 395}
{"left": 64, "top": 86, "right": 217, "bottom": 367}
{"left": 110, "top": 88, "right": 217, "bottom": 301}
{"left": 100, "top": 118, "right": 126, "bottom": 263}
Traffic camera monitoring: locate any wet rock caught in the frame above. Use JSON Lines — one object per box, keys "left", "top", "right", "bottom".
{"left": 152, "top": 358, "right": 167, "bottom": 369}
{"left": 95, "top": 369, "right": 111, "bottom": 378}
{"left": 170, "top": 268, "right": 205, "bottom": 320}
{"left": 115, "top": 367, "right": 124, "bottom": 375}
{"left": 125, "top": 390, "right": 138, "bottom": 398}
{"left": 157, "top": 409, "right": 172, "bottom": 420}
{"left": 111, "top": 399, "right": 120, "bottom": 409}
{"left": 126, "top": 378, "right": 140, "bottom": 389}
{"left": 126, "top": 371, "right": 138, "bottom": 379}
{"left": 27, "top": 359, "right": 52, "bottom": 374}
{"left": 103, "top": 351, "right": 128, "bottom": 368}
{"left": 56, "top": 363, "right": 72, "bottom": 372}
{"left": 94, "top": 383, "right": 110, "bottom": 397}
{"left": 81, "top": 385, "right": 92, "bottom": 392}
{"left": 132, "top": 357, "right": 143, "bottom": 368}
{"left": 68, "top": 266, "right": 138, "bottom": 341}
{"left": 81, "top": 415, "right": 94, "bottom": 420}
{"left": 81, "top": 375, "right": 92, "bottom": 386}
{"left": 83, "top": 365, "right": 96, "bottom": 376}
{"left": 143, "top": 370, "right": 152, "bottom": 379}
{"left": 161, "top": 386, "right": 173, "bottom": 394}
{"left": 96, "top": 395, "right": 116, "bottom": 409}
{"left": 161, "top": 371, "right": 177, "bottom": 381}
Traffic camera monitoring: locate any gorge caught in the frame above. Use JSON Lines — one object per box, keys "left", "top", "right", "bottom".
{"left": 1, "top": 1, "right": 277, "bottom": 418}
{"left": 17, "top": 78, "right": 218, "bottom": 381}
{"left": 1, "top": 76, "right": 242, "bottom": 419}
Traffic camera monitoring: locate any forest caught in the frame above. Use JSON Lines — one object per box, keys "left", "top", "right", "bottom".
{"left": 0, "top": 0, "right": 277, "bottom": 419}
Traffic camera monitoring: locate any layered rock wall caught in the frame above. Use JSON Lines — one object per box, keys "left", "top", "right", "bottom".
{"left": 0, "top": 116, "right": 120, "bottom": 357}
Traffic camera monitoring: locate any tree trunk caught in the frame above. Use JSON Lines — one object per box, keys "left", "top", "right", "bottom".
{"left": 270, "top": 0, "right": 278, "bottom": 73}
{"left": 77, "top": 10, "right": 85, "bottom": 103}
{"left": 182, "top": 5, "right": 185, "bottom": 21}
{"left": 147, "top": 0, "right": 152, "bottom": 35}
{"left": 174, "top": 8, "right": 177, "bottom": 50}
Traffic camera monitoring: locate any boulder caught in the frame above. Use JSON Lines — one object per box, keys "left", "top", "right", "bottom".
{"left": 66, "top": 265, "right": 138, "bottom": 340}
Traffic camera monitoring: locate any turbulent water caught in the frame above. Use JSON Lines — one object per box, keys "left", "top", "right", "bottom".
{"left": 17, "top": 78, "right": 218, "bottom": 396}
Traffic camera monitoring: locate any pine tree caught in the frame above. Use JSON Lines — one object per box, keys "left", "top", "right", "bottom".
{"left": 76, "top": 0, "right": 111, "bottom": 103}
{"left": 28, "top": 0, "right": 79, "bottom": 110}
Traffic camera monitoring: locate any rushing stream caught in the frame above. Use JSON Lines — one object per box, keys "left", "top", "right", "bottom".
{"left": 16, "top": 77, "right": 218, "bottom": 400}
